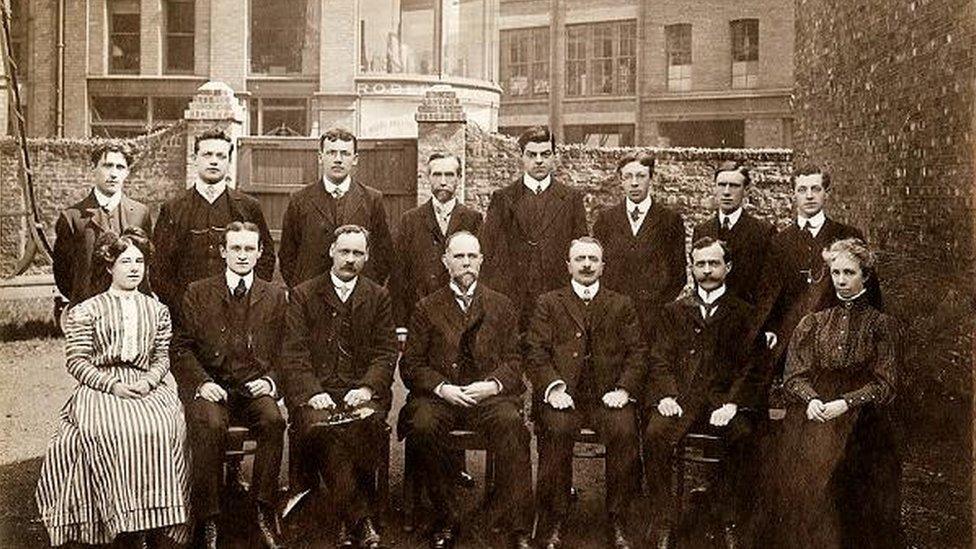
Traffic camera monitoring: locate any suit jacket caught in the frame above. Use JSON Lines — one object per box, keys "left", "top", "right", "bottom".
{"left": 526, "top": 285, "right": 646, "bottom": 403}
{"left": 151, "top": 187, "right": 275, "bottom": 322}
{"left": 751, "top": 217, "right": 883, "bottom": 377}
{"left": 592, "top": 201, "right": 686, "bottom": 334}
{"left": 171, "top": 275, "right": 287, "bottom": 403}
{"left": 278, "top": 179, "right": 394, "bottom": 288}
{"left": 281, "top": 273, "right": 397, "bottom": 410}
{"left": 692, "top": 211, "right": 775, "bottom": 306}
{"left": 53, "top": 191, "right": 153, "bottom": 304}
{"left": 400, "top": 284, "right": 524, "bottom": 398}
{"left": 480, "top": 177, "right": 587, "bottom": 322}
{"left": 647, "top": 293, "right": 763, "bottom": 410}
{"left": 390, "top": 199, "right": 483, "bottom": 327}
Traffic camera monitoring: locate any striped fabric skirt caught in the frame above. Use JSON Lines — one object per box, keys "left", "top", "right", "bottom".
{"left": 35, "top": 365, "right": 190, "bottom": 546}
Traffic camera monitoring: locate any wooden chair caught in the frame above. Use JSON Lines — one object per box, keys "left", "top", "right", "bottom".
{"left": 670, "top": 432, "right": 726, "bottom": 529}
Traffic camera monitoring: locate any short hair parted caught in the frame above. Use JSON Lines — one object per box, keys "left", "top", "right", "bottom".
{"left": 822, "top": 237, "right": 875, "bottom": 274}
{"left": 222, "top": 221, "right": 263, "bottom": 247}
{"left": 90, "top": 143, "right": 134, "bottom": 169}
{"left": 445, "top": 230, "right": 481, "bottom": 252}
{"left": 193, "top": 129, "right": 235, "bottom": 157}
{"left": 333, "top": 223, "right": 370, "bottom": 250}
{"left": 427, "top": 151, "right": 462, "bottom": 175}
{"left": 568, "top": 236, "right": 604, "bottom": 259}
{"left": 792, "top": 164, "right": 832, "bottom": 190}
{"left": 320, "top": 127, "right": 358, "bottom": 153}
{"left": 616, "top": 151, "right": 656, "bottom": 177}
{"left": 713, "top": 160, "right": 752, "bottom": 187}
{"left": 95, "top": 226, "right": 154, "bottom": 268}
{"left": 517, "top": 125, "right": 556, "bottom": 153}
{"left": 689, "top": 236, "right": 732, "bottom": 264}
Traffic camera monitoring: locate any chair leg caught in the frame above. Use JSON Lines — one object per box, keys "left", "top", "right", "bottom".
{"left": 377, "top": 433, "right": 391, "bottom": 519}
{"left": 671, "top": 455, "right": 685, "bottom": 531}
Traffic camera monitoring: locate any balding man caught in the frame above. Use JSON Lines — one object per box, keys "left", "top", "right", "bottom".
{"left": 398, "top": 231, "right": 534, "bottom": 549}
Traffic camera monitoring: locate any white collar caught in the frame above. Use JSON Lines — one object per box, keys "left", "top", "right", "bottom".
{"left": 797, "top": 210, "right": 826, "bottom": 229}
{"left": 697, "top": 284, "right": 726, "bottom": 305}
{"left": 323, "top": 176, "right": 351, "bottom": 197}
{"left": 837, "top": 288, "right": 867, "bottom": 302}
{"left": 93, "top": 188, "right": 123, "bottom": 212}
{"left": 225, "top": 270, "right": 254, "bottom": 293}
{"left": 195, "top": 178, "right": 227, "bottom": 204}
{"left": 523, "top": 173, "right": 552, "bottom": 194}
{"left": 625, "top": 195, "right": 653, "bottom": 214}
{"left": 571, "top": 279, "right": 600, "bottom": 300}
{"left": 449, "top": 280, "right": 477, "bottom": 298}
{"left": 720, "top": 207, "right": 743, "bottom": 228}
{"left": 433, "top": 197, "right": 457, "bottom": 216}
{"left": 330, "top": 271, "right": 357, "bottom": 290}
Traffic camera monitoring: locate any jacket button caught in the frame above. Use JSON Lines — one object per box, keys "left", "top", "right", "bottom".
{"left": 575, "top": 332, "right": 582, "bottom": 338}
{"left": 213, "top": 351, "right": 220, "bottom": 357}
{"left": 689, "top": 349, "right": 696, "bottom": 355}
{"left": 572, "top": 352, "right": 579, "bottom": 358}
{"left": 694, "top": 327, "right": 701, "bottom": 334}
{"left": 220, "top": 326, "right": 226, "bottom": 333}
{"left": 331, "top": 312, "right": 337, "bottom": 317}
{"left": 451, "top": 362, "right": 458, "bottom": 370}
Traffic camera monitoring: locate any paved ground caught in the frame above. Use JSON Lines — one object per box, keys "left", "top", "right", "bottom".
{"left": 0, "top": 335, "right": 970, "bottom": 548}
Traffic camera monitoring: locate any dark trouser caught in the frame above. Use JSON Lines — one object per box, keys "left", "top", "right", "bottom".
{"left": 401, "top": 395, "right": 533, "bottom": 532}
{"left": 186, "top": 395, "right": 286, "bottom": 519}
{"left": 536, "top": 401, "right": 639, "bottom": 523}
{"left": 643, "top": 405, "right": 757, "bottom": 527}
{"left": 289, "top": 403, "right": 387, "bottom": 526}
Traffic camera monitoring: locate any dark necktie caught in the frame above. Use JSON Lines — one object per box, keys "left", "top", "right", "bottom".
{"left": 630, "top": 207, "right": 641, "bottom": 223}
{"left": 456, "top": 293, "right": 473, "bottom": 312}
{"left": 807, "top": 223, "right": 818, "bottom": 238}
{"left": 721, "top": 216, "right": 731, "bottom": 232}
{"left": 233, "top": 278, "right": 247, "bottom": 300}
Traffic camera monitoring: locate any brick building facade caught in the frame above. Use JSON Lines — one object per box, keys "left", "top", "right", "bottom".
{"left": 498, "top": 0, "right": 794, "bottom": 148}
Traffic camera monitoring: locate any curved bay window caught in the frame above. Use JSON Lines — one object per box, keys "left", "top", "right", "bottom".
{"left": 360, "top": 0, "right": 492, "bottom": 81}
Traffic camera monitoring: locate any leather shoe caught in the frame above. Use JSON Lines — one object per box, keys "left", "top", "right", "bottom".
{"left": 723, "top": 523, "right": 740, "bottom": 549}
{"left": 358, "top": 517, "right": 383, "bottom": 549}
{"left": 256, "top": 504, "right": 286, "bottom": 548}
{"left": 429, "top": 525, "right": 457, "bottom": 549}
{"left": 511, "top": 532, "right": 532, "bottom": 549}
{"left": 542, "top": 522, "right": 563, "bottom": 549}
{"left": 202, "top": 519, "right": 218, "bottom": 549}
{"left": 337, "top": 522, "right": 355, "bottom": 549}
{"left": 650, "top": 527, "right": 671, "bottom": 549}
{"left": 610, "top": 520, "right": 631, "bottom": 549}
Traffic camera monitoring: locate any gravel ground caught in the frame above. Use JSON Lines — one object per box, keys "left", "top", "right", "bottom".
{"left": 0, "top": 337, "right": 969, "bottom": 548}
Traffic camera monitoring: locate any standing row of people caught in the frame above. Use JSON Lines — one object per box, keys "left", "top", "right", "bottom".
{"left": 37, "top": 124, "right": 900, "bottom": 549}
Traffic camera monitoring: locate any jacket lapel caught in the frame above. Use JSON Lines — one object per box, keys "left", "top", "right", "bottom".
{"left": 308, "top": 181, "right": 337, "bottom": 226}
{"left": 535, "top": 181, "right": 568, "bottom": 238}
{"left": 80, "top": 192, "right": 109, "bottom": 233}
{"left": 424, "top": 200, "right": 446, "bottom": 244}
{"left": 249, "top": 277, "right": 269, "bottom": 307}
{"left": 558, "top": 287, "right": 586, "bottom": 331}
{"left": 340, "top": 182, "right": 367, "bottom": 223}
{"left": 635, "top": 201, "right": 665, "bottom": 242}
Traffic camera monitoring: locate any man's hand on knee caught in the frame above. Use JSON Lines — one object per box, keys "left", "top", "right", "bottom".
{"left": 197, "top": 381, "right": 228, "bottom": 403}
{"left": 308, "top": 392, "right": 337, "bottom": 410}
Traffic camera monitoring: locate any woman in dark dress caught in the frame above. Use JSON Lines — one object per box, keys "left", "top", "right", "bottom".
{"left": 762, "top": 238, "right": 901, "bottom": 547}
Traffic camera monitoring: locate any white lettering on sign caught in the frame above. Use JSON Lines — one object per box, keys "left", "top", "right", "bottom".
{"left": 357, "top": 81, "right": 431, "bottom": 96}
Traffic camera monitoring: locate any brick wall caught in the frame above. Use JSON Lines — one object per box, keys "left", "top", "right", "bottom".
{"left": 793, "top": 0, "right": 974, "bottom": 407}
{"left": 0, "top": 122, "right": 188, "bottom": 275}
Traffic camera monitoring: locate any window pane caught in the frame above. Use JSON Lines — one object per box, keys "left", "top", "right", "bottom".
{"left": 152, "top": 97, "right": 191, "bottom": 121}
{"left": 109, "top": 1, "right": 140, "bottom": 73}
{"left": 167, "top": 1, "right": 195, "bottom": 33}
{"left": 443, "top": 0, "right": 487, "bottom": 80}
{"left": 92, "top": 96, "right": 148, "bottom": 122}
{"left": 360, "top": 0, "right": 435, "bottom": 74}
{"left": 167, "top": 36, "right": 195, "bottom": 72}
{"left": 566, "top": 26, "right": 587, "bottom": 96}
{"left": 251, "top": 0, "right": 317, "bottom": 74}
{"left": 731, "top": 19, "right": 759, "bottom": 62}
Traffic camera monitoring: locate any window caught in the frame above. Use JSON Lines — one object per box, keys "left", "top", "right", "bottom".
{"left": 90, "top": 96, "right": 190, "bottom": 137}
{"left": 109, "top": 0, "right": 140, "bottom": 73}
{"left": 730, "top": 19, "right": 759, "bottom": 89}
{"left": 248, "top": 98, "right": 309, "bottom": 136}
{"left": 360, "top": 0, "right": 435, "bottom": 74}
{"left": 666, "top": 24, "right": 692, "bottom": 92}
{"left": 565, "top": 20, "right": 637, "bottom": 97}
{"left": 250, "top": 0, "right": 317, "bottom": 74}
{"left": 564, "top": 124, "right": 635, "bottom": 147}
{"left": 500, "top": 27, "right": 548, "bottom": 98}
{"left": 165, "top": 0, "right": 194, "bottom": 73}
{"left": 443, "top": 0, "right": 489, "bottom": 80}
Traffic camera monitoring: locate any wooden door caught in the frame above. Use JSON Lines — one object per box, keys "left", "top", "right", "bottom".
{"left": 355, "top": 139, "right": 418, "bottom": 239}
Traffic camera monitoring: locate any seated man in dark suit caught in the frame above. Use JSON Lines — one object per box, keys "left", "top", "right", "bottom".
{"left": 53, "top": 143, "right": 153, "bottom": 306}
{"left": 644, "top": 237, "right": 764, "bottom": 549}
{"left": 281, "top": 224, "right": 397, "bottom": 549}
{"left": 526, "top": 236, "right": 646, "bottom": 549}
{"left": 173, "top": 221, "right": 287, "bottom": 549}
{"left": 398, "top": 231, "right": 534, "bottom": 549}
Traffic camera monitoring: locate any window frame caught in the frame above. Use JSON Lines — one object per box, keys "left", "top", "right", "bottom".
{"left": 565, "top": 19, "right": 637, "bottom": 98}
{"left": 665, "top": 23, "right": 693, "bottom": 92}
{"left": 108, "top": 0, "right": 141, "bottom": 75}
{"left": 164, "top": 0, "right": 195, "bottom": 74}
{"left": 500, "top": 27, "right": 549, "bottom": 99}
{"left": 89, "top": 95, "right": 191, "bottom": 137}
{"left": 730, "top": 18, "right": 759, "bottom": 89}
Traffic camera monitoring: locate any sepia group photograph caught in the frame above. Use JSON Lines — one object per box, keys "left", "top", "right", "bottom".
{"left": 0, "top": 0, "right": 972, "bottom": 547}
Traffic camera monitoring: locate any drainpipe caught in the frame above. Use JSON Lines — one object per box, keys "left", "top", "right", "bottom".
{"left": 55, "top": 0, "right": 65, "bottom": 137}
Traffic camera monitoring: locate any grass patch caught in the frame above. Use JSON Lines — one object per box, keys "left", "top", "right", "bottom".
{"left": 0, "top": 299, "right": 60, "bottom": 342}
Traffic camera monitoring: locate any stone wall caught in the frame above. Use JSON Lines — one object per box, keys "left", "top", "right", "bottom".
{"left": 793, "top": 0, "right": 974, "bottom": 411}
{"left": 0, "top": 122, "right": 188, "bottom": 274}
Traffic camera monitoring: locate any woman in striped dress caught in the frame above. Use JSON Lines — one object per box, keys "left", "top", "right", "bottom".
{"left": 36, "top": 227, "right": 190, "bottom": 547}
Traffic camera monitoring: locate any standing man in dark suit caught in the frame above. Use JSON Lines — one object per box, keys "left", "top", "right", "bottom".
{"left": 527, "top": 237, "right": 645, "bottom": 549}
{"left": 390, "top": 152, "right": 483, "bottom": 332}
{"left": 172, "top": 221, "right": 287, "bottom": 549}
{"left": 278, "top": 128, "right": 394, "bottom": 288}
{"left": 593, "top": 152, "right": 686, "bottom": 346}
{"left": 398, "top": 231, "right": 534, "bottom": 549}
{"left": 643, "top": 237, "right": 763, "bottom": 549}
{"left": 480, "top": 126, "right": 587, "bottom": 333}
{"left": 692, "top": 162, "right": 775, "bottom": 307}
{"left": 281, "top": 225, "right": 396, "bottom": 549}
{"left": 53, "top": 143, "right": 153, "bottom": 305}
{"left": 151, "top": 129, "right": 275, "bottom": 324}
